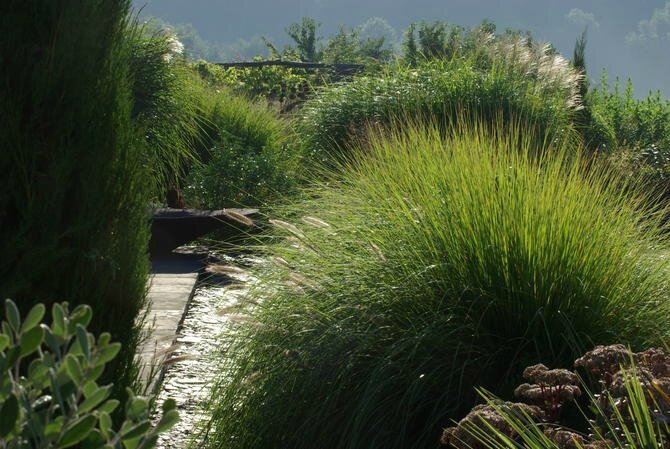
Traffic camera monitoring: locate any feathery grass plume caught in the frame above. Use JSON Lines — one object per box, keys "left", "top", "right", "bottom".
{"left": 271, "top": 256, "right": 291, "bottom": 268}
{"left": 368, "top": 242, "right": 387, "bottom": 261}
{"left": 154, "top": 343, "right": 183, "bottom": 358}
{"left": 216, "top": 305, "right": 241, "bottom": 316}
{"left": 223, "top": 209, "right": 255, "bottom": 227}
{"left": 205, "top": 264, "right": 247, "bottom": 275}
{"left": 269, "top": 219, "right": 307, "bottom": 240}
{"left": 163, "top": 354, "right": 195, "bottom": 366}
{"left": 287, "top": 271, "right": 322, "bottom": 291}
{"left": 488, "top": 36, "right": 584, "bottom": 111}
{"left": 301, "top": 216, "right": 333, "bottom": 229}
{"left": 206, "top": 118, "right": 670, "bottom": 449}
{"left": 224, "top": 283, "right": 249, "bottom": 290}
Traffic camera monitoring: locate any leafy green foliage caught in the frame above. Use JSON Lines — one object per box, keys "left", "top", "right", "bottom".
{"left": 581, "top": 73, "right": 670, "bottom": 207}
{"left": 183, "top": 85, "right": 300, "bottom": 208}
{"left": 206, "top": 121, "right": 670, "bottom": 449}
{"left": 588, "top": 73, "right": 670, "bottom": 169}
{"left": 565, "top": 34, "right": 670, "bottom": 199}
{"left": 0, "top": 300, "right": 178, "bottom": 449}
{"left": 193, "top": 60, "right": 317, "bottom": 108}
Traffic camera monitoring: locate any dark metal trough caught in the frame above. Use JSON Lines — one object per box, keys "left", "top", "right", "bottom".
{"left": 149, "top": 208, "right": 258, "bottom": 256}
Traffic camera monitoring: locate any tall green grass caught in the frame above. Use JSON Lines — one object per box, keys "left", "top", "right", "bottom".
{"left": 298, "top": 38, "right": 583, "bottom": 164}
{"left": 0, "top": 0, "right": 149, "bottom": 397}
{"left": 206, "top": 120, "right": 670, "bottom": 449}
{"left": 127, "top": 26, "right": 201, "bottom": 198}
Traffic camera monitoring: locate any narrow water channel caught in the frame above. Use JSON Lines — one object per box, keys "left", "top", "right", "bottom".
{"left": 152, "top": 253, "right": 258, "bottom": 449}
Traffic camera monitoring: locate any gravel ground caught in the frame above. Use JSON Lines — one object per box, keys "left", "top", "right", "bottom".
{"left": 152, "top": 253, "right": 259, "bottom": 449}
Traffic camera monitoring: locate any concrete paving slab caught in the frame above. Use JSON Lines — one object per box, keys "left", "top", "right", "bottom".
{"left": 150, "top": 274, "right": 199, "bottom": 282}
{"left": 147, "top": 284, "right": 196, "bottom": 293}
{"left": 144, "top": 310, "right": 185, "bottom": 324}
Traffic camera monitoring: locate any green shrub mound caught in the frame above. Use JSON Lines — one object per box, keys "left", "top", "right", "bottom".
{"left": 584, "top": 75, "right": 670, "bottom": 200}
{"left": 298, "top": 38, "right": 583, "bottom": 164}
{"left": 207, "top": 121, "right": 670, "bottom": 449}
{"left": 184, "top": 87, "right": 300, "bottom": 208}
{"left": 586, "top": 75, "right": 670, "bottom": 156}
{"left": 192, "top": 60, "right": 316, "bottom": 108}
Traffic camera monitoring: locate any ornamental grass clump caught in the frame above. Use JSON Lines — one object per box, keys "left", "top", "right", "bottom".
{"left": 207, "top": 120, "right": 670, "bottom": 449}
{"left": 126, "top": 26, "right": 201, "bottom": 198}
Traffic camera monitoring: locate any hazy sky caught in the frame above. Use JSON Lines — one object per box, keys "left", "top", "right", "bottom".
{"left": 133, "top": 0, "right": 670, "bottom": 97}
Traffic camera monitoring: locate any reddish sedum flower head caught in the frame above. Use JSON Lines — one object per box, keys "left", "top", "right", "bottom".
{"left": 574, "top": 344, "right": 631, "bottom": 375}
{"left": 523, "top": 363, "right": 579, "bottom": 387}
{"left": 634, "top": 347, "right": 670, "bottom": 378}
{"left": 441, "top": 402, "right": 545, "bottom": 449}
{"left": 544, "top": 429, "right": 612, "bottom": 449}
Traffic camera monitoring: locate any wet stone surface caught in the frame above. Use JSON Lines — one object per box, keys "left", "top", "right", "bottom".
{"left": 152, "top": 253, "right": 259, "bottom": 449}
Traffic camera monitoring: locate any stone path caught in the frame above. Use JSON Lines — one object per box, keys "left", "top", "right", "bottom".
{"left": 137, "top": 254, "right": 203, "bottom": 394}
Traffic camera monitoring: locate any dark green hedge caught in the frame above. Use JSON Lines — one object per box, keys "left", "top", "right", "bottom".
{"left": 0, "top": 0, "right": 149, "bottom": 396}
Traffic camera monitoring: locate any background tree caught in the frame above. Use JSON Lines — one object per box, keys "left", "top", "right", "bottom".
{"left": 286, "top": 17, "right": 323, "bottom": 62}
{"left": 323, "top": 26, "right": 360, "bottom": 63}
{"left": 573, "top": 28, "right": 589, "bottom": 99}
{"left": 478, "top": 18, "right": 497, "bottom": 35}
{"left": 417, "top": 21, "right": 448, "bottom": 58}
{"left": 404, "top": 23, "right": 418, "bottom": 66}
{"left": 359, "top": 17, "right": 398, "bottom": 47}
{"left": 322, "top": 25, "right": 393, "bottom": 63}
{"left": 359, "top": 35, "right": 392, "bottom": 61}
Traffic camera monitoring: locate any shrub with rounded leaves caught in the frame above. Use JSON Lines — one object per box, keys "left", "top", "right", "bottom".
{"left": 0, "top": 299, "right": 178, "bottom": 449}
